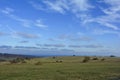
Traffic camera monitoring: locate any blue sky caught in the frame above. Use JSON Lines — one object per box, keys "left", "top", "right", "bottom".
{"left": 0, "top": 0, "right": 120, "bottom": 56}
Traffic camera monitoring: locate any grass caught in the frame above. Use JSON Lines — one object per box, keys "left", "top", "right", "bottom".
{"left": 0, "top": 56, "right": 120, "bottom": 80}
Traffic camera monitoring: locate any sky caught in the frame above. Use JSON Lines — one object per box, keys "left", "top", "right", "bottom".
{"left": 0, "top": 0, "right": 120, "bottom": 56}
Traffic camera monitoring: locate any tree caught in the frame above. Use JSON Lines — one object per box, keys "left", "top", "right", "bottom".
{"left": 110, "top": 55, "right": 116, "bottom": 57}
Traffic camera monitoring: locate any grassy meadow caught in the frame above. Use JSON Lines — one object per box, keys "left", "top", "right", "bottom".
{"left": 0, "top": 56, "right": 120, "bottom": 80}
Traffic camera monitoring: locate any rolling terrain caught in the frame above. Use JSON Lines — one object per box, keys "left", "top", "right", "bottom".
{"left": 0, "top": 56, "right": 120, "bottom": 80}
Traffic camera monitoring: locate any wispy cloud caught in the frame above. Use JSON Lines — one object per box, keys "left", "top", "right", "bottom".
{"left": 69, "top": 44, "right": 104, "bottom": 48}
{"left": 93, "top": 29, "right": 120, "bottom": 36}
{"left": 70, "top": 36, "right": 93, "bottom": 41}
{"left": 30, "top": 0, "right": 93, "bottom": 14}
{"left": 70, "top": 0, "right": 94, "bottom": 12}
{"left": 58, "top": 34, "right": 73, "bottom": 40}
{"left": 35, "top": 0, "right": 120, "bottom": 31}
{"left": 15, "top": 32, "right": 39, "bottom": 39}
{"left": 36, "top": 43, "right": 66, "bottom": 48}
{"left": 81, "top": 0, "right": 120, "bottom": 30}
{"left": 29, "top": 1, "right": 47, "bottom": 11}
{"left": 34, "top": 19, "right": 47, "bottom": 28}
{"left": 30, "top": 0, "right": 120, "bottom": 31}
{"left": 0, "top": 45, "right": 12, "bottom": 49}
{"left": 48, "top": 34, "right": 93, "bottom": 42}
{"left": 1, "top": 7, "right": 47, "bottom": 28}
{"left": 44, "top": 44, "right": 66, "bottom": 47}
{"left": 1, "top": 7, "right": 14, "bottom": 14}
{"left": 4, "top": 25, "right": 40, "bottom": 39}
{"left": 0, "top": 32, "right": 6, "bottom": 36}
{"left": 57, "top": 34, "right": 93, "bottom": 42}
{"left": 103, "top": 0, "right": 120, "bottom": 6}
{"left": 19, "top": 40, "right": 29, "bottom": 43}
{"left": 14, "top": 46, "right": 40, "bottom": 49}
{"left": 48, "top": 38, "right": 56, "bottom": 41}
{"left": 43, "top": 0, "right": 69, "bottom": 14}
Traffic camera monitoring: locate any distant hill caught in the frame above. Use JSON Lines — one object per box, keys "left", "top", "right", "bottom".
{"left": 0, "top": 53, "right": 36, "bottom": 61}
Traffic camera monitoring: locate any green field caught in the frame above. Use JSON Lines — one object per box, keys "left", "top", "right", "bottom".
{"left": 0, "top": 56, "right": 120, "bottom": 80}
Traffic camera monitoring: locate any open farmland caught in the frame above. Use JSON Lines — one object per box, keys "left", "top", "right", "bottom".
{"left": 0, "top": 56, "right": 120, "bottom": 80}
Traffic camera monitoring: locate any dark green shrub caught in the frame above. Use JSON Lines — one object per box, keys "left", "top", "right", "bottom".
{"left": 35, "top": 61, "right": 42, "bottom": 65}
{"left": 82, "top": 56, "right": 90, "bottom": 63}
{"left": 92, "top": 57, "right": 98, "bottom": 60}
{"left": 9, "top": 58, "right": 26, "bottom": 64}
{"left": 59, "top": 60, "right": 63, "bottom": 63}
{"left": 73, "top": 55, "right": 76, "bottom": 56}
{"left": 52, "top": 56, "right": 56, "bottom": 59}
{"left": 56, "top": 60, "right": 63, "bottom": 63}
{"left": 56, "top": 60, "right": 59, "bottom": 63}
{"left": 101, "top": 58, "right": 105, "bottom": 61}
{"left": 21, "top": 60, "right": 26, "bottom": 63}
{"left": 110, "top": 55, "right": 116, "bottom": 57}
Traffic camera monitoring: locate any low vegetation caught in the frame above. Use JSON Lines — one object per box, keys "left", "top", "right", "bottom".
{"left": 82, "top": 56, "right": 90, "bottom": 63}
{"left": 34, "top": 61, "right": 42, "bottom": 65}
{"left": 0, "top": 56, "right": 120, "bottom": 80}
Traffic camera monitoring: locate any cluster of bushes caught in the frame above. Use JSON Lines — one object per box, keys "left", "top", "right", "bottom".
{"left": 82, "top": 56, "right": 90, "bottom": 63}
{"left": 9, "top": 58, "right": 26, "bottom": 64}
{"left": 101, "top": 58, "right": 105, "bottom": 61}
{"left": 56, "top": 60, "right": 63, "bottom": 63}
{"left": 34, "top": 61, "right": 42, "bottom": 65}
{"left": 92, "top": 57, "right": 98, "bottom": 60}
{"left": 0, "top": 59, "right": 6, "bottom": 62}
{"left": 110, "top": 55, "right": 116, "bottom": 57}
{"left": 82, "top": 56, "right": 106, "bottom": 63}
{"left": 52, "top": 56, "right": 56, "bottom": 59}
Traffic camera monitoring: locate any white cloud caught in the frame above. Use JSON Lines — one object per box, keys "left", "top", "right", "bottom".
{"left": 97, "top": 21, "right": 119, "bottom": 30}
{"left": 69, "top": 44, "right": 104, "bottom": 48}
{"left": 1, "top": 7, "right": 47, "bottom": 29}
{"left": 70, "top": 0, "right": 94, "bottom": 12}
{"left": 0, "top": 32, "right": 5, "bottom": 36}
{"left": 29, "top": 1, "right": 46, "bottom": 11}
{"left": 15, "top": 32, "right": 39, "bottom": 39}
{"left": 35, "top": 19, "right": 47, "bottom": 28}
{"left": 93, "top": 29, "right": 120, "bottom": 36}
{"left": 27, "top": 0, "right": 120, "bottom": 31}
{"left": 43, "top": 0, "right": 69, "bottom": 14}
{"left": 103, "top": 0, "right": 120, "bottom": 6}
{"left": 31, "top": 0, "right": 93, "bottom": 14}
{"left": 80, "top": 0, "right": 120, "bottom": 30}
{"left": 43, "top": 44, "right": 66, "bottom": 47}
{"left": 95, "top": 0, "right": 120, "bottom": 30}
{"left": 70, "top": 36, "right": 93, "bottom": 41}
{"left": 0, "top": 45, "right": 12, "bottom": 49}
{"left": 1, "top": 7, "right": 14, "bottom": 14}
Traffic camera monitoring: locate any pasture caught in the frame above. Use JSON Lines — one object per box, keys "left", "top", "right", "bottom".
{"left": 0, "top": 56, "right": 120, "bottom": 80}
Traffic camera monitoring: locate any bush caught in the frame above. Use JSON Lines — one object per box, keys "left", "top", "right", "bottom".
{"left": 52, "top": 56, "right": 56, "bottom": 59}
{"left": 25, "top": 57, "right": 31, "bottom": 60}
{"left": 21, "top": 60, "right": 27, "bottom": 63}
{"left": 101, "top": 58, "right": 105, "bottom": 61}
{"left": 56, "top": 60, "right": 63, "bottom": 63}
{"left": 59, "top": 60, "right": 63, "bottom": 63}
{"left": 9, "top": 59, "right": 18, "bottom": 64}
{"left": 73, "top": 55, "right": 76, "bottom": 56}
{"left": 92, "top": 57, "right": 98, "bottom": 60}
{"left": 82, "top": 56, "right": 90, "bottom": 63}
{"left": 9, "top": 58, "right": 26, "bottom": 64}
{"left": 0, "top": 59, "right": 6, "bottom": 62}
{"left": 56, "top": 60, "right": 59, "bottom": 63}
{"left": 35, "top": 61, "right": 42, "bottom": 65}
{"left": 110, "top": 55, "right": 116, "bottom": 57}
